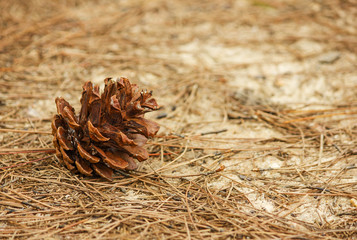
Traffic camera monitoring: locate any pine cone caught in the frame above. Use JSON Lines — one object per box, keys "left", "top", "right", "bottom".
{"left": 51, "top": 77, "right": 160, "bottom": 181}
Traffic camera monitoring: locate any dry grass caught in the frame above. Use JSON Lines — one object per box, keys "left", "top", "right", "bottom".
{"left": 1, "top": 0, "right": 357, "bottom": 239}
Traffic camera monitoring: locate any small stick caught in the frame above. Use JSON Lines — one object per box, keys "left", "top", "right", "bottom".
{"left": 318, "top": 133, "right": 324, "bottom": 166}
{"left": 0, "top": 156, "right": 53, "bottom": 170}
{"left": 0, "top": 129, "right": 51, "bottom": 134}
{"left": 0, "top": 148, "right": 56, "bottom": 155}
{"left": 283, "top": 111, "right": 357, "bottom": 124}
{"left": 200, "top": 129, "right": 227, "bottom": 136}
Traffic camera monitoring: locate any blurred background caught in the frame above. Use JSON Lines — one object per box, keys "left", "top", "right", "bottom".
{"left": 1, "top": 0, "right": 356, "bottom": 118}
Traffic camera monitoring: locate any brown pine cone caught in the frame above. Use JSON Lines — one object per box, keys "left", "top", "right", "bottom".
{"left": 51, "top": 77, "right": 160, "bottom": 181}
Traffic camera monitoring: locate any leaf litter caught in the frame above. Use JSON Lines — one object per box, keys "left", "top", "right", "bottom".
{"left": 0, "top": 0, "right": 356, "bottom": 239}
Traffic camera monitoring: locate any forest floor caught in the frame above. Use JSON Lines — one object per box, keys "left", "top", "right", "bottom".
{"left": 0, "top": 0, "right": 356, "bottom": 239}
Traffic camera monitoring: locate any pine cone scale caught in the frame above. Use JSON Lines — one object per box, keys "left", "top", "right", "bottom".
{"left": 92, "top": 163, "right": 113, "bottom": 181}
{"left": 75, "top": 157, "right": 93, "bottom": 176}
{"left": 129, "top": 117, "right": 160, "bottom": 137}
{"left": 121, "top": 145, "right": 149, "bottom": 162}
{"left": 52, "top": 77, "right": 159, "bottom": 180}
{"left": 60, "top": 147, "right": 74, "bottom": 164}
{"left": 57, "top": 127, "right": 74, "bottom": 150}
{"left": 118, "top": 152, "right": 137, "bottom": 170}
{"left": 98, "top": 124, "right": 135, "bottom": 146}
{"left": 77, "top": 143, "right": 100, "bottom": 163}
{"left": 79, "top": 83, "right": 92, "bottom": 126}
{"left": 62, "top": 155, "right": 75, "bottom": 171}
{"left": 55, "top": 98, "right": 74, "bottom": 115}
{"left": 128, "top": 133, "right": 147, "bottom": 147}
{"left": 62, "top": 106, "right": 80, "bottom": 129}
{"left": 88, "top": 101, "right": 101, "bottom": 126}
{"left": 87, "top": 121, "right": 110, "bottom": 142}
{"left": 103, "top": 151, "right": 129, "bottom": 169}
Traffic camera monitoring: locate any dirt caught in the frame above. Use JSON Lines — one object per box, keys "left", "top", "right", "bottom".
{"left": 0, "top": 0, "right": 356, "bottom": 239}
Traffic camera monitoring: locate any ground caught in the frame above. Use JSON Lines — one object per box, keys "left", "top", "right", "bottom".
{"left": 0, "top": 0, "right": 356, "bottom": 239}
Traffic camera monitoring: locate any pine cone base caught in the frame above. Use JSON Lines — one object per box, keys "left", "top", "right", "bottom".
{"left": 52, "top": 77, "right": 160, "bottom": 181}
